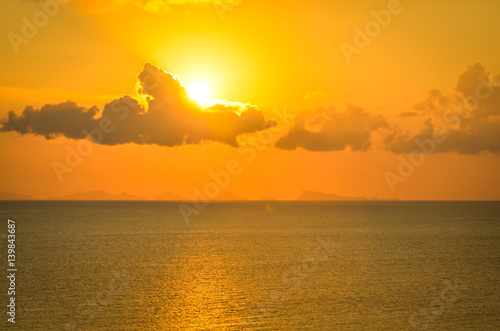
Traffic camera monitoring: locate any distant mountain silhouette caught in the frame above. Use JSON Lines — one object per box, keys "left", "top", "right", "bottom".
{"left": 0, "top": 190, "right": 396, "bottom": 201}
{"left": 0, "top": 191, "right": 34, "bottom": 200}
{"left": 206, "top": 191, "right": 245, "bottom": 201}
{"left": 49, "top": 190, "right": 145, "bottom": 200}
{"left": 297, "top": 191, "right": 368, "bottom": 201}
{"left": 155, "top": 191, "right": 243, "bottom": 201}
{"left": 155, "top": 192, "right": 188, "bottom": 201}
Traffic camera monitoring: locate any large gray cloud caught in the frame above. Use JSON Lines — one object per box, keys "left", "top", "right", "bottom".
{"left": 0, "top": 63, "right": 274, "bottom": 147}
{"left": 386, "top": 63, "right": 500, "bottom": 154}
{"left": 1, "top": 101, "right": 98, "bottom": 140}
{"left": 275, "top": 105, "right": 388, "bottom": 152}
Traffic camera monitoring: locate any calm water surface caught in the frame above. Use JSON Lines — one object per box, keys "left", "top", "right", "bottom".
{"left": 0, "top": 201, "right": 498, "bottom": 330}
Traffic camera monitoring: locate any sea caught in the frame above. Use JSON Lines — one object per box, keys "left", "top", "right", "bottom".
{"left": 0, "top": 201, "right": 498, "bottom": 330}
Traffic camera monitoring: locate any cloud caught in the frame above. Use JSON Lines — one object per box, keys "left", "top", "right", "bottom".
{"left": 72, "top": 0, "right": 240, "bottom": 14}
{"left": 1, "top": 101, "right": 98, "bottom": 140}
{"left": 0, "top": 63, "right": 274, "bottom": 147}
{"left": 399, "top": 111, "right": 420, "bottom": 117}
{"left": 304, "top": 90, "right": 329, "bottom": 101}
{"left": 4, "top": 62, "right": 498, "bottom": 155}
{"left": 385, "top": 63, "right": 500, "bottom": 154}
{"left": 275, "top": 105, "right": 388, "bottom": 152}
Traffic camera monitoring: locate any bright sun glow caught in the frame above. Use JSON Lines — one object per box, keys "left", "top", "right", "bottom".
{"left": 187, "top": 81, "right": 211, "bottom": 105}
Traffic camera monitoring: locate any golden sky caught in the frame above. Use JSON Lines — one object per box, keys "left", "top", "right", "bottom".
{"left": 1, "top": 0, "right": 499, "bottom": 200}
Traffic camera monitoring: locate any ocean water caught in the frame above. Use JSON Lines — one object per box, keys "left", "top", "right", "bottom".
{"left": 0, "top": 201, "right": 499, "bottom": 330}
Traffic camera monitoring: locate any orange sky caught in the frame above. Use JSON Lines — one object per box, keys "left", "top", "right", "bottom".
{"left": 1, "top": 0, "right": 499, "bottom": 200}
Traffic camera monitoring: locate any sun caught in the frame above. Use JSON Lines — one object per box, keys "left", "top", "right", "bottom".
{"left": 186, "top": 80, "right": 212, "bottom": 105}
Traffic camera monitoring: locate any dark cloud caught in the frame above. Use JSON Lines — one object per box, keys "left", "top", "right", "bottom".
{"left": 4, "top": 62, "right": 499, "bottom": 155}
{"left": 399, "top": 111, "right": 420, "bottom": 117}
{"left": 0, "top": 63, "right": 274, "bottom": 147}
{"left": 275, "top": 105, "right": 388, "bottom": 152}
{"left": 1, "top": 101, "right": 98, "bottom": 140}
{"left": 386, "top": 63, "right": 500, "bottom": 155}
{"left": 413, "top": 89, "right": 458, "bottom": 114}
